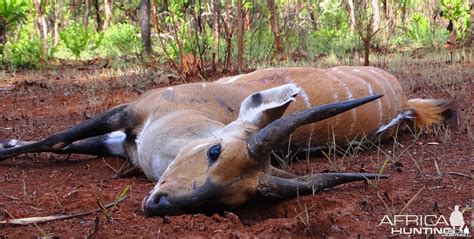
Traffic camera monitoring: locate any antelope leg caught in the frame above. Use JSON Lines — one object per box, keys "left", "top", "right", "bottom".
{"left": 0, "top": 105, "right": 134, "bottom": 160}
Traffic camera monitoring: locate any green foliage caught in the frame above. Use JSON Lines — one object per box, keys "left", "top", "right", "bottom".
{"left": 100, "top": 22, "right": 142, "bottom": 57}
{"left": 1, "top": 0, "right": 471, "bottom": 68}
{"left": 0, "top": 0, "right": 30, "bottom": 29}
{"left": 59, "top": 23, "right": 102, "bottom": 59}
{"left": 403, "top": 13, "right": 449, "bottom": 48}
{"left": 440, "top": 0, "right": 471, "bottom": 42}
{"left": 0, "top": 0, "right": 30, "bottom": 56}
{"left": 4, "top": 30, "right": 42, "bottom": 68}
{"left": 306, "top": 0, "right": 355, "bottom": 57}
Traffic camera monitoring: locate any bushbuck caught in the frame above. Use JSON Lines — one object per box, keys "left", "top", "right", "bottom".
{"left": 0, "top": 67, "right": 452, "bottom": 216}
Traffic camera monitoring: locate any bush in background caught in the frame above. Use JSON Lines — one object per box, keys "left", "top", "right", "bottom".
{"left": 99, "top": 22, "right": 142, "bottom": 58}
{"left": 4, "top": 31, "right": 42, "bottom": 69}
{"left": 59, "top": 23, "right": 102, "bottom": 59}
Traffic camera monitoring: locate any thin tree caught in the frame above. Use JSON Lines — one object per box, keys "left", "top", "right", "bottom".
{"left": 83, "top": 0, "right": 90, "bottom": 29}
{"left": 93, "top": 0, "right": 101, "bottom": 31}
{"left": 267, "top": 0, "right": 284, "bottom": 57}
{"left": 213, "top": 0, "right": 221, "bottom": 70}
{"left": 103, "top": 0, "right": 112, "bottom": 30}
{"left": 33, "top": 0, "right": 48, "bottom": 54}
{"left": 52, "top": 0, "right": 61, "bottom": 46}
{"left": 347, "top": 0, "right": 356, "bottom": 32}
{"left": 469, "top": 1, "right": 473, "bottom": 45}
{"left": 140, "top": 0, "right": 152, "bottom": 56}
{"left": 236, "top": 0, "right": 245, "bottom": 71}
{"left": 371, "top": 0, "right": 380, "bottom": 32}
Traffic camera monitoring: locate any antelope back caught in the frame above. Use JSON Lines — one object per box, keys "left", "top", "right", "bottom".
{"left": 218, "top": 67, "right": 404, "bottom": 145}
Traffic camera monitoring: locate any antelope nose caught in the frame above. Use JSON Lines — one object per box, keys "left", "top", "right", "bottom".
{"left": 143, "top": 193, "right": 172, "bottom": 217}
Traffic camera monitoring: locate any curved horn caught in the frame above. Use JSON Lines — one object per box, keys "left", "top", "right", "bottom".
{"left": 257, "top": 173, "right": 387, "bottom": 199}
{"left": 247, "top": 95, "right": 383, "bottom": 158}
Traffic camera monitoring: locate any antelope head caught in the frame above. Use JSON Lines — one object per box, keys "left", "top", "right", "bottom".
{"left": 142, "top": 84, "right": 385, "bottom": 216}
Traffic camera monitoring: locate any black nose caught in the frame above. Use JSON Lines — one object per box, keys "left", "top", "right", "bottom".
{"left": 143, "top": 194, "right": 177, "bottom": 217}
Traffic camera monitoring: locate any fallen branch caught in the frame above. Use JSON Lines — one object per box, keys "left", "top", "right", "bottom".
{"left": 0, "top": 192, "right": 20, "bottom": 201}
{"left": 448, "top": 172, "right": 472, "bottom": 179}
{"left": 0, "top": 195, "right": 128, "bottom": 226}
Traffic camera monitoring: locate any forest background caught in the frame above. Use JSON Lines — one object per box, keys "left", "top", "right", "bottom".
{"left": 0, "top": 0, "right": 472, "bottom": 75}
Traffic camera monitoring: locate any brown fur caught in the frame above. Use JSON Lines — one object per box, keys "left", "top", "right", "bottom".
{"left": 135, "top": 67, "right": 453, "bottom": 215}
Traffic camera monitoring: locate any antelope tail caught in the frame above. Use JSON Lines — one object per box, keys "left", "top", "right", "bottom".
{"left": 404, "top": 99, "right": 455, "bottom": 129}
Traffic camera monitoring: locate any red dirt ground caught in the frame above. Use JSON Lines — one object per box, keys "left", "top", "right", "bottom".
{"left": 0, "top": 62, "right": 472, "bottom": 238}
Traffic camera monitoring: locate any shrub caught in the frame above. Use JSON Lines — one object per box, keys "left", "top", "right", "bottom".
{"left": 0, "top": 0, "right": 30, "bottom": 57}
{"left": 4, "top": 32, "right": 42, "bottom": 69}
{"left": 440, "top": 0, "right": 471, "bottom": 43}
{"left": 59, "top": 23, "right": 102, "bottom": 59}
{"left": 100, "top": 22, "right": 142, "bottom": 58}
{"left": 404, "top": 13, "right": 449, "bottom": 48}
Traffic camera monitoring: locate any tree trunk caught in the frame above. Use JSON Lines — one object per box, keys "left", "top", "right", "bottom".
{"left": 33, "top": 0, "right": 48, "bottom": 54}
{"left": 467, "top": 1, "right": 473, "bottom": 46}
{"left": 0, "top": 22, "right": 6, "bottom": 58}
{"left": 223, "top": 0, "right": 233, "bottom": 72}
{"left": 371, "top": 0, "right": 380, "bottom": 32}
{"left": 307, "top": 2, "right": 318, "bottom": 29}
{"left": 267, "top": 0, "right": 284, "bottom": 56}
{"left": 83, "top": 0, "right": 90, "bottom": 29}
{"left": 363, "top": 18, "right": 371, "bottom": 66}
{"left": 236, "top": 0, "right": 244, "bottom": 71}
{"left": 53, "top": 0, "right": 61, "bottom": 46}
{"left": 140, "top": 0, "right": 152, "bottom": 56}
{"left": 103, "top": 0, "right": 113, "bottom": 30}
{"left": 71, "top": 0, "right": 81, "bottom": 21}
{"left": 213, "top": 0, "right": 221, "bottom": 70}
{"left": 93, "top": 0, "right": 101, "bottom": 31}
{"left": 347, "top": 0, "right": 356, "bottom": 32}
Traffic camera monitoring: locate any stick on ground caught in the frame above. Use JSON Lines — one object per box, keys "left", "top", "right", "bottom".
{"left": 0, "top": 195, "right": 128, "bottom": 226}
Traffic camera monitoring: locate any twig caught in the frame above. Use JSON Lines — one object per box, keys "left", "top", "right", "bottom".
{"left": 102, "top": 157, "right": 118, "bottom": 173}
{"left": 86, "top": 215, "right": 100, "bottom": 239}
{"left": 0, "top": 195, "right": 128, "bottom": 226}
{"left": 21, "top": 170, "right": 29, "bottom": 202}
{"left": 399, "top": 187, "right": 425, "bottom": 215}
{"left": 448, "top": 172, "right": 472, "bottom": 179}
{"left": 0, "top": 192, "right": 20, "bottom": 201}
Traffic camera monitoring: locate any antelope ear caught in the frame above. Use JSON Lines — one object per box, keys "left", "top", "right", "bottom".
{"left": 236, "top": 84, "right": 300, "bottom": 128}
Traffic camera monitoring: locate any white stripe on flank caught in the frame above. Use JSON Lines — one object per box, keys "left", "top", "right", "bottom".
{"left": 369, "top": 69, "right": 395, "bottom": 113}
{"left": 367, "top": 82, "right": 375, "bottom": 95}
{"left": 284, "top": 78, "right": 314, "bottom": 139}
{"left": 323, "top": 74, "right": 342, "bottom": 126}
{"left": 375, "top": 111, "right": 413, "bottom": 134}
{"left": 105, "top": 131, "right": 126, "bottom": 156}
{"left": 362, "top": 73, "right": 385, "bottom": 126}
{"left": 336, "top": 70, "right": 382, "bottom": 128}
{"left": 340, "top": 80, "right": 357, "bottom": 136}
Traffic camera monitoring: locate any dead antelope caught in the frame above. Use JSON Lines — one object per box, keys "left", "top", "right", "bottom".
{"left": 0, "top": 67, "right": 453, "bottom": 216}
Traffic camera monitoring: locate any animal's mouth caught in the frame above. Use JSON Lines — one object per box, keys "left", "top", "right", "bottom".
{"left": 142, "top": 179, "right": 222, "bottom": 216}
{"left": 142, "top": 193, "right": 181, "bottom": 217}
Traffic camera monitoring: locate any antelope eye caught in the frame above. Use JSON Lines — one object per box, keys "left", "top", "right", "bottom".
{"left": 208, "top": 144, "right": 221, "bottom": 161}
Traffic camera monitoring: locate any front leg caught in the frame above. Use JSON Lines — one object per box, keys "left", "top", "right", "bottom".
{"left": 0, "top": 104, "right": 135, "bottom": 160}
{"left": 1, "top": 131, "right": 128, "bottom": 158}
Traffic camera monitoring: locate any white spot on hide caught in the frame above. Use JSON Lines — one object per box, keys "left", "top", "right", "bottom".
{"left": 105, "top": 131, "right": 126, "bottom": 156}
